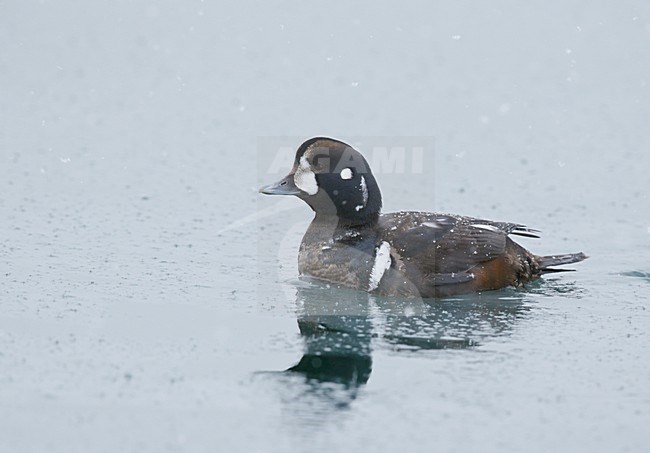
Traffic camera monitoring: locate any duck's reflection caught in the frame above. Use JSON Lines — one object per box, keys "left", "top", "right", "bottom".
{"left": 287, "top": 317, "right": 372, "bottom": 387}
{"left": 282, "top": 282, "right": 531, "bottom": 408}
{"left": 282, "top": 285, "right": 373, "bottom": 407}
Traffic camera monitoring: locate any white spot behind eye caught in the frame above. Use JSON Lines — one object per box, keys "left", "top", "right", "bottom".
{"left": 368, "top": 241, "right": 391, "bottom": 291}
{"left": 340, "top": 168, "right": 353, "bottom": 180}
{"left": 293, "top": 155, "right": 318, "bottom": 195}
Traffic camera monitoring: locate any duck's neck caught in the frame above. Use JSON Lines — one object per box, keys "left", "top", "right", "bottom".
{"left": 312, "top": 212, "right": 379, "bottom": 233}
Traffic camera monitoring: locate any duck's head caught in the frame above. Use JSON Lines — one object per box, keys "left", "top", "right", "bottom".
{"left": 260, "top": 137, "right": 382, "bottom": 225}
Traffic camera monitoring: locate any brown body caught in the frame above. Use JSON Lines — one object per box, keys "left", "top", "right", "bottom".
{"left": 297, "top": 211, "right": 562, "bottom": 298}
{"left": 427, "top": 239, "right": 536, "bottom": 298}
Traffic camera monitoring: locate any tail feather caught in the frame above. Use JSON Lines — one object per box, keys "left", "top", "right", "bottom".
{"left": 538, "top": 252, "right": 588, "bottom": 273}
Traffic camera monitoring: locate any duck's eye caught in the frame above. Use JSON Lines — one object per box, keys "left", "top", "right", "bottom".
{"left": 340, "top": 168, "right": 353, "bottom": 180}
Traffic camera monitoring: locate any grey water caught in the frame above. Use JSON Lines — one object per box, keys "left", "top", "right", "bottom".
{"left": 1, "top": 1, "right": 649, "bottom": 452}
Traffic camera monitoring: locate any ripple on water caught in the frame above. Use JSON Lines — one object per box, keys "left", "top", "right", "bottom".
{"left": 523, "top": 276, "right": 588, "bottom": 298}
{"left": 619, "top": 270, "right": 650, "bottom": 282}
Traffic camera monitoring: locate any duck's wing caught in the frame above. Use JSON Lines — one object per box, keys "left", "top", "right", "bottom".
{"left": 378, "top": 212, "right": 537, "bottom": 276}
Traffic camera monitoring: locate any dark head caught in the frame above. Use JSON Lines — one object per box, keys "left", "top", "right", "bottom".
{"left": 259, "top": 137, "right": 382, "bottom": 226}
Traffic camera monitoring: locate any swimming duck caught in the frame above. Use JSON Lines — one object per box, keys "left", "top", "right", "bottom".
{"left": 260, "top": 137, "right": 587, "bottom": 298}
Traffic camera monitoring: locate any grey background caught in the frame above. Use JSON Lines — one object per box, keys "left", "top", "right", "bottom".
{"left": 1, "top": 1, "right": 649, "bottom": 452}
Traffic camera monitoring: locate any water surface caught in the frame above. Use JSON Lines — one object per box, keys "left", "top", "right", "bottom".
{"left": 1, "top": 1, "right": 649, "bottom": 452}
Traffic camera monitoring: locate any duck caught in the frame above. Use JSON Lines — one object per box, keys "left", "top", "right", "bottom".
{"left": 259, "top": 137, "right": 587, "bottom": 298}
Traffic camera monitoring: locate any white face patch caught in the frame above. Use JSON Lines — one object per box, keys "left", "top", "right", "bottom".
{"left": 368, "top": 241, "right": 392, "bottom": 291}
{"left": 340, "top": 168, "right": 353, "bottom": 180}
{"left": 293, "top": 155, "right": 318, "bottom": 195}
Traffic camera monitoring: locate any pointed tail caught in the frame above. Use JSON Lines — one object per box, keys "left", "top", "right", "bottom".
{"left": 538, "top": 252, "right": 588, "bottom": 273}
